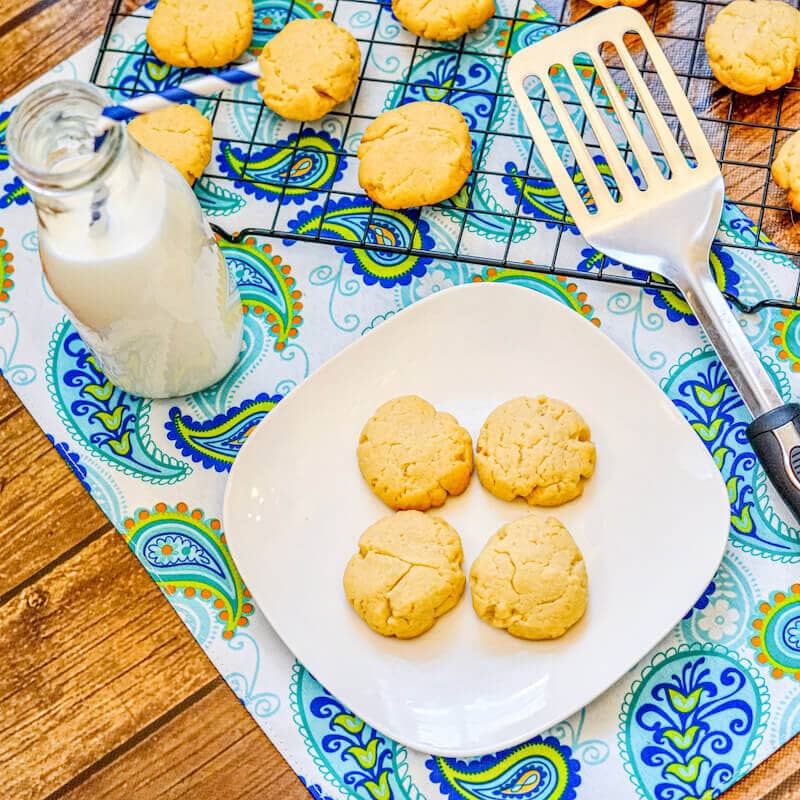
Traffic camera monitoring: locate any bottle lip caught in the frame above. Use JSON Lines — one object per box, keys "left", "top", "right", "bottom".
{"left": 7, "top": 80, "right": 124, "bottom": 195}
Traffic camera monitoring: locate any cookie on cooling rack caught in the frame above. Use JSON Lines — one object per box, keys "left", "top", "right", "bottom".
{"left": 146, "top": 0, "right": 254, "bottom": 68}
{"left": 392, "top": 0, "right": 495, "bottom": 41}
{"left": 257, "top": 19, "right": 361, "bottom": 121}
{"left": 128, "top": 105, "right": 212, "bottom": 184}
{"left": 771, "top": 130, "right": 800, "bottom": 211}
{"left": 705, "top": 0, "right": 800, "bottom": 95}
{"left": 470, "top": 514, "right": 588, "bottom": 640}
{"left": 343, "top": 511, "right": 466, "bottom": 639}
{"left": 476, "top": 396, "right": 596, "bottom": 507}
{"left": 357, "top": 101, "right": 472, "bottom": 209}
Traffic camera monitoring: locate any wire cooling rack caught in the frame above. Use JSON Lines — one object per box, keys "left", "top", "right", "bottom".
{"left": 91, "top": 0, "right": 800, "bottom": 312}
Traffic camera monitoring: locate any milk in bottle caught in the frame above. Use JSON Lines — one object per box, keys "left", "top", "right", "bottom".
{"left": 7, "top": 81, "right": 243, "bottom": 398}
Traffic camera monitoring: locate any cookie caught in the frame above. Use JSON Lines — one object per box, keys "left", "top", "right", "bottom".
{"left": 392, "top": 0, "right": 494, "bottom": 42}
{"left": 343, "top": 511, "right": 466, "bottom": 638}
{"left": 128, "top": 105, "right": 212, "bottom": 184}
{"left": 257, "top": 19, "right": 361, "bottom": 121}
{"left": 357, "top": 101, "right": 472, "bottom": 209}
{"left": 705, "top": 0, "right": 800, "bottom": 95}
{"left": 772, "top": 130, "right": 800, "bottom": 210}
{"left": 357, "top": 395, "right": 473, "bottom": 511}
{"left": 583, "top": 0, "right": 647, "bottom": 8}
{"left": 476, "top": 396, "right": 596, "bottom": 507}
{"left": 470, "top": 514, "right": 588, "bottom": 640}
{"left": 146, "top": 0, "right": 254, "bottom": 68}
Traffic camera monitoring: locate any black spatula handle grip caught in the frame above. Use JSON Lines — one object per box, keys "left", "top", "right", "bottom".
{"left": 747, "top": 403, "right": 800, "bottom": 524}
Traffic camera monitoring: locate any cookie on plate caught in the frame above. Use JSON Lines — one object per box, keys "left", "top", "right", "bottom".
{"left": 146, "top": 0, "right": 254, "bottom": 68}
{"left": 705, "top": 0, "right": 800, "bottom": 95}
{"left": 357, "top": 101, "right": 472, "bottom": 209}
{"left": 128, "top": 105, "right": 212, "bottom": 184}
{"left": 772, "top": 129, "right": 800, "bottom": 211}
{"left": 476, "top": 396, "right": 596, "bottom": 506}
{"left": 357, "top": 395, "right": 473, "bottom": 511}
{"left": 470, "top": 514, "right": 588, "bottom": 640}
{"left": 257, "top": 19, "right": 361, "bottom": 121}
{"left": 343, "top": 511, "right": 466, "bottom": 638}
{"left": 392, "top": 0, "right": 494, "bottom": 41}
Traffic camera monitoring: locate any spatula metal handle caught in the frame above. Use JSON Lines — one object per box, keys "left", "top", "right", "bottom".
{"left": 681, "top": 260, "right": 800, "bottom": 522}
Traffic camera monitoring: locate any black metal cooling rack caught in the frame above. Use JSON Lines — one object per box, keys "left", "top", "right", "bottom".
{"left": 90, "top": 0, "right": 800, "bottom": 312}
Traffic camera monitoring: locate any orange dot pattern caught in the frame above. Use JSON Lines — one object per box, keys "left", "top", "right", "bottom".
{"left": 121, "top": 502, "right": 256, "bottom": 639}
{"left": 749, "top": 584, "right": 800, "bottom": 682}
{"left": 218, "top": 238, "right": 304, "bottom": 353}
{"left": 472, "top": 266, "right": 602, "bottom": 327}
{"left": 0, "top": 228, "right": 14, "bottom": 304}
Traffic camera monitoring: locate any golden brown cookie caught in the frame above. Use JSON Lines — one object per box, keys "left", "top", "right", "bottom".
{"left": 357, "top": 101, "right": 472, "bottom": 209}
{"left": 583, "top": 0, "right": 647, "bottom": 7}
{"left": 476, "top": 396, "right": 596, "bottom": 507}
{"left": 392, "top": 0, "right": 494, "bottom": 42}
{"left": 146, "top": 0, "right": 254, "bottom": 68}
{"left": 772, "top": 129, "right": 800, "bottom": 210}
{"left": 470, "top": 514, "right": 588, "bottom": 640}
{"left": 128, "top": 104, "right": 212, "bottom": 184}
{"left": 357, "top": 395, "right": 473, "bottom": 511}
{"left": 257, "top": 19, "right": 361, "bottom": 121}
{"left": 343, "top": 511, "right": 466, "bottom": 638}
{"left": 705, "top": 0, "right": 800, "bottom": 95}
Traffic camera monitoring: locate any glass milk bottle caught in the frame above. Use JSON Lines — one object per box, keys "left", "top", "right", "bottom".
{"left": 7, "top": 81, "right": 243, "bottom": 398}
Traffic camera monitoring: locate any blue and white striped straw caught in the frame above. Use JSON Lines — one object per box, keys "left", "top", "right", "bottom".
{"left": 94, "top": 59, "right": 262, "bottom": 140}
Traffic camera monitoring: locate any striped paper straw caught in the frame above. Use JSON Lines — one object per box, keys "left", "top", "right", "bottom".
{"left": 94, "top": 59, "right": 262, "bottom": 139}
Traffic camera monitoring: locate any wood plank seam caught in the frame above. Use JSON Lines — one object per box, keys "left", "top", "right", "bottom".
{"left": 0, "top": 520, "right": 114, "bottom": 607}
{"left": 42, "top": 676, "right": 223, "bottom": 800}
{"left": 0, "top": 0, "right": 63, "bottom": 39}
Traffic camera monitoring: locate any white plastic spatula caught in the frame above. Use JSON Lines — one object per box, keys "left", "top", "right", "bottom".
{"left": 507, "top": 6, "right": 800, "bottom": 523}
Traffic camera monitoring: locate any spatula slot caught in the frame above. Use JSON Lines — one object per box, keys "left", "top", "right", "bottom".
{"left": 603, "top": 32, "right": 698, "bottom": 174}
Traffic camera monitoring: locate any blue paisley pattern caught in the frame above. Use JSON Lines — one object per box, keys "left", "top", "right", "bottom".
{"left": 427, "top": 738, "right": 581, "bottom": 800}
{"left": 5, "top": 0, "right": 800, "bottom": 797}
{"left": 216, "top": 130, "right": 344, "bottom": 203}
{"left": 165, "top": 392, "right": 281, "bottom": 471}
{"left": 125, "top": 503, "right": 254, "bottom": 639}
{"left": 618, "top": 645, "right": 769, "bottom": 800}
{"left": 46, "top": 321, "right": 190, "bottom": 484}
{"left": 290, "top": 664, "right": 423, "bottom": 800}
{"left": 662, "top": 348, "right": 799, "bottom": 561}
{"left": 288, "top": 196, "right": 434, "bottom": 287}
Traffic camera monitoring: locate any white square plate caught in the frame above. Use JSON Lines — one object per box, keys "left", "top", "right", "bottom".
{"left": 223, "top": 282, "right": 730, "bottom": 757}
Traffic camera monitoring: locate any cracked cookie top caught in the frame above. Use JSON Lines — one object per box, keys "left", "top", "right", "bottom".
{"left": 256, "top": 19, "right": 361, "bottom": 122}
{"left": 146, "top": 0, "right": 253, "bottom": 68}
{"left": 476, "top": 396, "right": 596, "bottom": 507}
{"left": 343, "top": 510, "right": 466, "bottom": 638}
{"left": 469, "top": 514, "right": 588, "bottom": 640}
{"left": 357, "top": 395, "right": 474, "bottom": 511}
{"left": 357, "top": 101, "right": 473, "bottom": 209}
{"left": 705, "top": 0, "right": 800, "bottom": 95}
{"left": 392, "top": 0, "right": 495, "bottom": 42}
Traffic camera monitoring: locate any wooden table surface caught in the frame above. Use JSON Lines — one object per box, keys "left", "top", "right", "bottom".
{"left": 0, "top": 1, "right": 798, "bottom": 798}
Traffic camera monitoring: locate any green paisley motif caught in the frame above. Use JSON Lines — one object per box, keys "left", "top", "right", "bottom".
{"left": 472, "top": 268, "right": 601, "bottom": 327}
{"left": 124, "top": 503, "right": 254, "bottom": 639}
{"left": 290, "top": 663, "right": 426, "bottom": 800}
{"left": 46, "top": 320, "right": 190, "bottom": 484}
{"left": 662, "top": 347, "right": 798, "bottom": 561}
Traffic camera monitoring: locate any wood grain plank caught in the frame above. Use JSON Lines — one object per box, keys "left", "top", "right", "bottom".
{"left": 0, "top": 405, "right": 107, "bottom": 597}
{"left": 0, "top": 0, "right": 113, "bottom": 100}
{"left": 0, "top": 529, "right": 220, "bottom": 800}
{"left": 58, "top": 683, "right": 307, "bottom": 800}
{"left": 724, "top": 735, "right": 800, "bottom": 800}
{"left": 0, "top": 375, "right": 22, "bottom": 421}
